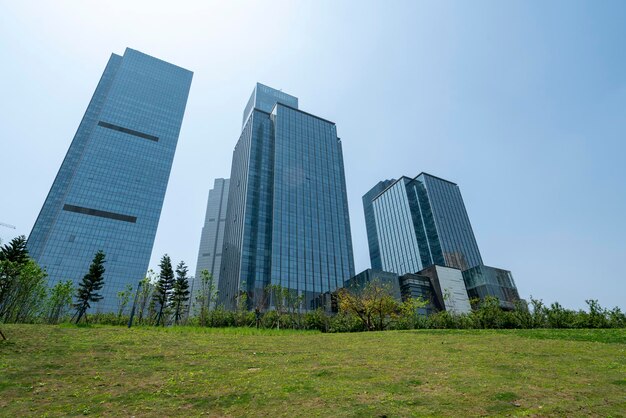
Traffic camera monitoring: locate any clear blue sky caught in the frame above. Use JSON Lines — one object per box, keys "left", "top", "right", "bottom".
{"left": 1, "top": 1, "right": 625, "bottom": 310}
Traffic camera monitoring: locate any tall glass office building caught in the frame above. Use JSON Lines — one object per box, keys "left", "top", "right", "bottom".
{"left": 362, "top": 179, "right": 395, "bottom": 270}
{"left": 368, "top": 172, "right": 483, "bottom": 275}
{"left": 219, "top": 83, "right": 355, "bottom": 310}
{"left": 194, "top": 178, "right": 229, "bottom": 304}
{"left": 27, "top": 48, "right": 193, "bottom": 312}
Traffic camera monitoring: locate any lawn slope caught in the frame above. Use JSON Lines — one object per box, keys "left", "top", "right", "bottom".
{"left": 1, "top": 325, "right": 624, "bottom": 417}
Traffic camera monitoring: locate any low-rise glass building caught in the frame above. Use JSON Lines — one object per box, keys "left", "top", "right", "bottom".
{"left": 462, "top": 265, "right": 521, "bottom": 310}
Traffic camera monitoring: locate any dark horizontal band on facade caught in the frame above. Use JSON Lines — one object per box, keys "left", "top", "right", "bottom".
{"left": 97, "top": 121, "right": 159, "bottom": 142}
{"left": 63, "top": 204, "right": 137, "bottom": 223}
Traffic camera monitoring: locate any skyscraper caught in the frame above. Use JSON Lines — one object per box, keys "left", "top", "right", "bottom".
{"left": 219, "top": 83, "right": 355, "bottom": 310}
{"left": 365, "top": 172, "right": 521, "bottom": 308}
{"left": 367, "top": 172, "right": 483, "bottom": 275}
{"left": 27, "top": 48, "right": 193, "bottom": 312}
{"left": 194, "top": 178, "right": 229, "bottom": 302}
{"left": 362, "top": 179, "right": 395, "bottom": 270}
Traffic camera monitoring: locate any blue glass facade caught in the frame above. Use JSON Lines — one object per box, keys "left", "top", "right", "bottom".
{"left": 462, "top": 265, "right": 521, "bottom": 309}
{"left": 194, "top": 178, "right": 230, "bottom": 304}
{"left": 346, "top": 269, "right": 402, "bottom": 300}
{"left": 412, "top": 174, "right": 483, "bottom": 271}
{"left": 220, "top": 84, "right": 355, "bottom": 310}
{"left": 242, "top": 83, "right": 298, "bottom": 128}
{"left": 399, "top": 273, "right": 440, "bottom": 315}
{"left": 27, "top": 48, "right": 193, "bottom": 312}
{"left": 370, "top": 173, "right": 483, "bottom": 275}
{"left": 362, "top": 180, "right": 395, "bottom": 270}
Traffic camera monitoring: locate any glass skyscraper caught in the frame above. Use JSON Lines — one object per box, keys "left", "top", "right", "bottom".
{"left": 219, "top": 83, "right": 355, "bottom": 310}
{"left": 27, "top": 48, "right": 193, "bottom": 312}
{"left": 362, "top": 179, "right": 395, "bottom": 270}
{"left": 194, "top": 178, "right": 229, "bottom": 303}
{"left": 367, "top": 172, "right": 483, "bottom": 275}
{"left": 365, "top": 172, "right": 521, "bottom": 308}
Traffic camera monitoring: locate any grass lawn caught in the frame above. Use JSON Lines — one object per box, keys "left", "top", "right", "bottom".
{"left": 1, "top": 325, "right": 625, "bottom": 417}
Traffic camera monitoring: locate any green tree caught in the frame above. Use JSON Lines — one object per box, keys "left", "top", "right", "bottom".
{"left": 393, "top": 297, "right": 428, "bottom": 329}
{"left": 0, "top": 258, "right": 47, "bottom": 323}
{"left": 153, "top": 254, "right": 174, "bottom": 326}
{"left": 171, "top": 261, "right": 190, "bottom": 325}
{"left": 585, "top": 299, "right": 609, "bottom": 328}
{"left": 73, "top": 250, "right": 106, "bottom": 324}
{"left": 337, "top": 279, "right": 399, "bottom": 331}
{"left": 267, "top": 284, "right": 289, "bottom": 329}
{"left": 137, "top": 270, "right": 157, "bottom": 324}
{"left": 196, "top": 269, "right": 217, "bottom": 326}
{"left": 235, "top": 289, "right": 250, "bottom": 327}
{"left": 0, "top": 235, "right": 29, "bottom": 265}
{"left": 0, "top": 236, "right": 31, "bottom": 312}
{"left": 46, "top": 280, "right": 74, "bottom": 324}
{"left": 116, "top": 284, "right": 134, "bottom": 319}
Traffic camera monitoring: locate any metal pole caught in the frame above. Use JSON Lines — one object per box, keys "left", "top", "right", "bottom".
{"left": 127, "top": 280, "right": 142, "bottom": 328}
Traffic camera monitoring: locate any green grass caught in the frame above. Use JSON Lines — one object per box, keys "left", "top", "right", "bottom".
{"left": 1, "top": 325, "right": 624, "bottom": 417}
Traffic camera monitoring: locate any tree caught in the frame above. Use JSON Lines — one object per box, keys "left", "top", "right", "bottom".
{"left": 267, "top": 284, "right": 289, "bottom": 329}
{"left": 153, "top": 254, "right": 174, "bottom": 326}
{"left": 196, "top": 269, "right": 217, "bottom": 326}
{"left": 394, "top": 296, "right": 428, "bottom": 329}
{"left": 0, "top": 236, "right": 30, "bottom": 311}
{"left": 336, "top": 279, "right": 399, "bottom": 331}
{"left": 73, "top": 250, "right": 106, "bottom": 324}
{"left": 171, "top": 261, "right": 190, "bottom": 325}
{"left": 46, "top": 280, "right": 74, "bottom": 324}
{"left": 116, "top": 284, "right": 134, "bottom": 319}
{"left": 137, "top": 270, "right": 157, "bottom": 324}
{"left": 0, "top": 258, "right": 47, "bottom": 323}
{"left": 285, "top": 288, "right": 304, "bottom": 329}
{"left": 0, "top": 235, "right": 29, "bottom": 265}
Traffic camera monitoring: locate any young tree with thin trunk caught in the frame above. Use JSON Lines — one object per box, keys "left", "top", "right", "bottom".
{"left": 137, "top": 270, "right": 157, "bottom": 324}
{"left": 153, "top": 254, "right": 174, "bottom": 326}
{"left": 73, "top": 250, "right": 106, "bottom": 324}
{"left": 171, "top": 261, "right": 190, "bottom": 325}
{"left": 46, "top": 280, "right": 74, "bottom": 324}
{"left": 196, "top": 269, "right": 216, "bottom": 326}
{"left": 267, "top": 284, "right": 289, "bottom": 330}
{"left": 116, "top": 284, "right": 133, "bottom": 319}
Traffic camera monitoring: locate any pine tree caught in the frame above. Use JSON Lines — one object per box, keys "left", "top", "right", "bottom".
{"left": 0, "top": 235, "right": 29, "bottom": 265}
{"left": 73, "top": 250, "right": 106, "bottom": 323}
{"left": 153, "top": 254, "right": 174, "bottom": 326}
{"left": 171, "top": 261, "right": 190, "bottom": 325}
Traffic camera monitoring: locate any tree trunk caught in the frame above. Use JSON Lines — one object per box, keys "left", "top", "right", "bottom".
{"left": 155, "top": 304, "right": 163, "bottom": 326}
{"left": 75, "top": 307, "right": 85, "bottom": 324}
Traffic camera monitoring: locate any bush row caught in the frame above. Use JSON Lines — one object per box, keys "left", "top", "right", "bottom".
{"left": 68, "top": 297, "right": 626, "bottom": 332}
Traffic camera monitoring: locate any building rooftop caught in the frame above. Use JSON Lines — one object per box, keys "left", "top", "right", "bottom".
{"left": 371, "top": 172, "right": 458, "bottom": 201}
